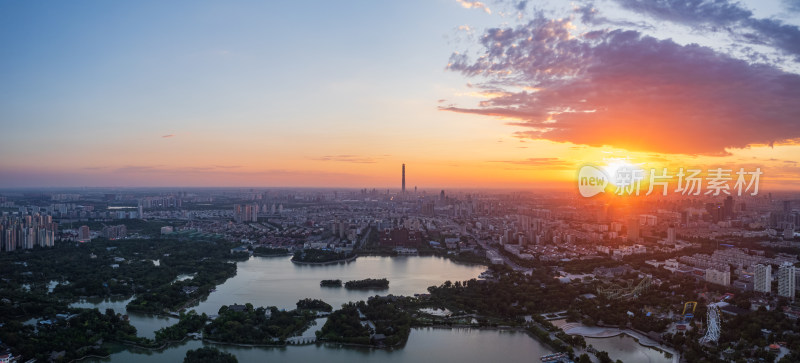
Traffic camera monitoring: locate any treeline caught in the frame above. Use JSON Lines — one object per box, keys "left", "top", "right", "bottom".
{"left": 154, "top": 310, "right": 208, "bottom": 342}
{"left": 344, "top": 278, "right": 389, "bottom": 289}
{"left": 127, "top": 258, "right": 237, "bottom": 314}
{"left": 445, "top": 251, "right": 490, "bottom": 265}
{"left": 426, "top": 272, "right": 587, "bottom": 318}
{"left": 0, "top": 238, "right": 249, "bottom": 360}
{"left": 204, "top": 303, "right": 316, "bottom": 344}
{"left": 253, "top": 247, "right": 290, "bottom": 256}
{"left": 0, "top": 308, "right": 140, "bottom": 362}
{"left": 316, "top": 304, "right": 370, "bottom": 344}
{"left": 291, "top": 249, "right": 353, "bottom": 263}
{"left": 317, "top": 296, "right": 413, "bottom": 346}
{"left": 296, "top": 298, "right": 332, "bottom": 312}
{"left": 184, "top": 346, "right": 237, "bottom": 363}
{"left": 320, "top": 279, "right": 342, "bottom": 287}
{"left": 0, "top": 238, "right": 245, "bottom": 302}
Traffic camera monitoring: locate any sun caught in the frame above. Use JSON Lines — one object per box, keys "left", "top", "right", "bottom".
{"left": 602, "top": 157, "right": 646, "bottom": 187}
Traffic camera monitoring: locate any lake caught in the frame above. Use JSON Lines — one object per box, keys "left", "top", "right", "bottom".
{"left": 70, "top": 296, "right": 178, "bottom": 339}
{"left": 585, "top": 335, "right": 673, "bottom": 363}
{"left": 75, "top": 255, "right": 668, "bottom": 362}
{"left": 190, "top": 255, "right": 487, "bottom": 315}
{"left": 75, "top": 255, "right": 485, "bottom": 338}
{"left": 91, "top": 327, "right": 553, "bottom": 363}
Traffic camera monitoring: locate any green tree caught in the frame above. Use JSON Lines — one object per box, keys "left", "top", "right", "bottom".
{"left": 184, "top": 346, "right": 237, "bottom": 363}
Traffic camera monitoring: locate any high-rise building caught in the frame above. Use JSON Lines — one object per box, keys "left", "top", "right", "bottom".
{"left": 402, "top": 164, "right": 406, "bottom": 194}
{"left": 78, "top": 225, "right": 91, "bottom": 241}
{"left": 667, "top": 226, "right": 676, "bottom": 244}
{"left": 3, "top": 228, "right": 15, "bottom": 252}
{"left": 778, "top": 262, "right": 796, "bottom": 300}
{"left": 627, "top": 218, "right": 639, "bottom": 241}
{"left": 2, "top": 212, "right": 59, "bottom": 252}
{"left": 37, "top": 228, "right": 55, "bottom": 247}
{"left": 754, "top": 264, "right": 772, "bottom": 294}
{"left": 705, "top": 268, "right": 730, "bottom": 286}
{"left": 102, "top": 225, "right": 127, "bottom": 240}
{"left": 784, "top": 228, "right": 795, "bottom": 240}
{"left": 234, "top": 204, "right": 258, "bottom": 223}
{"left": 723, "top": 196, "right": 734, "bottom": 219}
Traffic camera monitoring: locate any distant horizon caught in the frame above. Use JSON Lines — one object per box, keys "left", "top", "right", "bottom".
{"left": 4, "top": 185, "right": 800, "bottom": 195}
{"left": 0, "top": 184, "right": 575, "bottom": 192}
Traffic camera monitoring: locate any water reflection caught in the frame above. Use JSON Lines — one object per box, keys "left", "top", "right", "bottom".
{"left": 70, "top": 296, "right": 177, "bottom": 339}
{"left": 585, "top": 335, "right": 673, "bottom": 363}
{"left": 90, "top": 328, "right": 553, "bottom": 363}
{"left": 190, "top": 255, "right": 486, "bottom": 314}
{"left": 75, "top": 255, "right": 671, "bottom": 362}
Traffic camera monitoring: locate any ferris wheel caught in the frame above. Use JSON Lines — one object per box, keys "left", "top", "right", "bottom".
{"left": 699, "top": 304, "right": 721, "bottom": 344}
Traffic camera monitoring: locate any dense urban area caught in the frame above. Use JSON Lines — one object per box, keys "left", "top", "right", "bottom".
{"left": 0, "top": 186, "right": 799, "bottom": 363}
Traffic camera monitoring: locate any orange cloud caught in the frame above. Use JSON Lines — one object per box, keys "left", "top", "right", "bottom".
{"left": 445, "top": 16, "right": 800, "bottom": 156}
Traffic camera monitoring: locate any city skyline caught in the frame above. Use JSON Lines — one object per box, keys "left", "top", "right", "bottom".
{"left": 2, "top": 0, "right": 799, "bottom": 190}
{"left": 3, "top": 2, "right": 800, "bottom": 359}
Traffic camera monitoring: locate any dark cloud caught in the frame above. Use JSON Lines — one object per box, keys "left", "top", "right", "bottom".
{"left": 574, "top": 3, "right": 654, "bottom": 29}
{"left": 612, "top": 0, "right": 800, "bottom": 60}
{"left": 785, "top": 0, "right": 800, "bottom": 13}
{"left": 162, "top": 134, "right": 175, "bottom": 138}
{"left": 444, "top": 16, "right": 800, "bottom": 155}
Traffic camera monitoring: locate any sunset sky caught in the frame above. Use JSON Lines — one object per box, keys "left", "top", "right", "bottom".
{"left": 1, "top": 0, "right": 799, "bottom": 189}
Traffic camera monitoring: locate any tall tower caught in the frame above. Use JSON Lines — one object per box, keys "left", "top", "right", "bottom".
{"left": 402, "top": 164, "right": 406, "bottom": 193}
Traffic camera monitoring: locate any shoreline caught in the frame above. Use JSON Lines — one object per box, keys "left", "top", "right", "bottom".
{"left": 65, "top": 256, "right": 664, "bottom": 362}
{"left": 253, "top": 253, "right": 293, "bottom": 257}
{"left": 202, "top": 338, "right": 287, "bottom": 348}
{"left": 74, "top": 321, "right": 668, "bottom": 360}
{"left": 68, "top": 353, "right": 111, "bottom": 363}
{"left": 291, "top": 254, "right": 357, "bottom": 265}
{"left": 561, "top": 324, "right": 679, "bottom": 363}
{"left": 66, "top": 336, "right": 192, "bottom": 363}
{"left": 359, "top": 251, "right": 490, "bottom": 266}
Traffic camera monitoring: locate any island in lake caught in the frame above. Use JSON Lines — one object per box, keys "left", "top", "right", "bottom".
{"left": 320, "top": 279, "right": 343, "bottom": 287}
{"left": 344, "top": 278, "right": 389, "bottom": 290}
